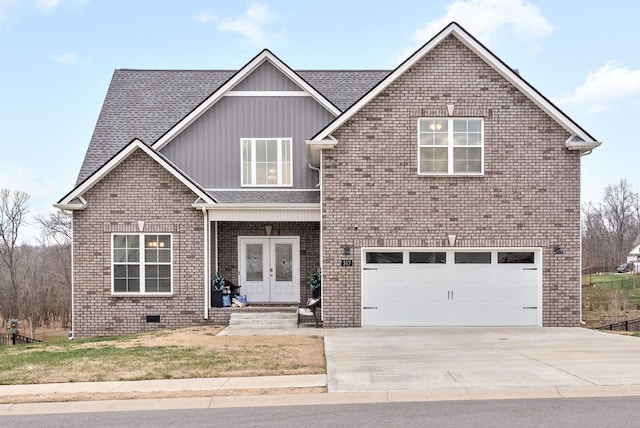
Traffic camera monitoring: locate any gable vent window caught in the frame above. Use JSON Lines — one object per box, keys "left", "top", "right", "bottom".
{"left": 418, "top": 118, "right": 484, "bottom": 175}
{"left": 241, "top": 138, "right": 292, "bottom": 186}
{"left": 112, "top": 234, "right": 172, "bottom": 295}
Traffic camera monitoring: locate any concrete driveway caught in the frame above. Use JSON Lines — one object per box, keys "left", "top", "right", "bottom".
{"left": 323, "top": 327, "right": 640, "bottom": 397}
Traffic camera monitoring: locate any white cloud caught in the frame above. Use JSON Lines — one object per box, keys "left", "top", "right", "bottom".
{"left": 217, "top": 3, "right": 277, "bottom": 47}
{"left": 34, "top": 0, "right": 63, "bottom": 11}
{"left": 555, "top": 61, "right": 640, "bottom": 114}
{"left": 195, "top": 11, "right": 217, "bottom": 23}
{"left": 33, "top": 0, "right": 86, "bottom": 12}
{"left": 52, "top": 51, "right": 77, "bottom": 64}
{"left": 0, "top": 0, "right": 16, "bottom": 24}
{"left": 407, "top": 0, "right": 553, "bottom": 56}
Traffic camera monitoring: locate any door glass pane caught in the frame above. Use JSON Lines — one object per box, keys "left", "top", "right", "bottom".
{"left": 275, "top": 243, "right": 293, "bottom": 281}
{"left": 366, "top": 252, "right": 403, "bottom": 264}
{"left": 409, "top": 252, "right": 446, "bottom": 264}
{"left": 455, "top": 252, "right": 491, "bottom": 264}
{"left": 246, "top": 244, "right": 263, "bottom": 281}
{"left": 498, "top": 252, "right": 535, "bottom": 264}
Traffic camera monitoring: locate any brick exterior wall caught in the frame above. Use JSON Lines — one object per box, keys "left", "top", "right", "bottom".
{"left": 72, "top": 148, "right": 321, "bottom": 337}
{"left": 321, "top": 35, "right": 582, "bottom": 328}
{"left": 72, "top": 149, "right": 208, "bottom": 338}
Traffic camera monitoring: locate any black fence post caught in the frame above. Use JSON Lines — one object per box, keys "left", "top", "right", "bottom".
{"left": 12, "top": 332, "right": 16, "bottom": 345}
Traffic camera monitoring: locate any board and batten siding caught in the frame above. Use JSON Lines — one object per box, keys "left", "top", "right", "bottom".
{"left": 160, "top": 60, "right": 336, "bottom": 189}
{"left": 161, "top": 96, "right": 335, "bottom": 190}
{"left": 232, "top": 60, "right": 301, "bottom": 91}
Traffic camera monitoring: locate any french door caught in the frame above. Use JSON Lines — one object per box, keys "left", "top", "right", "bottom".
{"left": 238, "top": 237, "right": 300, "bottom": 303}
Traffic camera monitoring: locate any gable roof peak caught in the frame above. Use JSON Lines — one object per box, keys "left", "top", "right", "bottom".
{"left": 152, "top": 48, "right": 341, "bottom": 150}
{"left": 310, "top": 21, "right": 600, "bottom": 151}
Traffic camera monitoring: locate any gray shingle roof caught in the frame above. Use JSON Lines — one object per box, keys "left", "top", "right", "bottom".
{"left": 208, "top": 190, "right": 320, "bottom": 204}
{"left": 77, "top": 68, "right": 390, "bottom": 185}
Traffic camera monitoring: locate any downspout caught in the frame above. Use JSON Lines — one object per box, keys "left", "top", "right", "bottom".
{"left": 70, "top": 212, "right": 75, "bottom": 339}
{"left": 317, "top": 157, "right": 323, "bottom": 324}
{"left": 308, "top": 163, "right": 321, "bottom": 187}
{"left": 202, "top": 208, "right": 209, "bottom": 320}
{"left": 579, "top": 150, "right": 587, "bottom": 324}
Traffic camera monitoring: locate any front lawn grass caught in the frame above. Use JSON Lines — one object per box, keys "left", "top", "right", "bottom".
{"left": 0, "top": 327, "right": 325, "bottom": 385}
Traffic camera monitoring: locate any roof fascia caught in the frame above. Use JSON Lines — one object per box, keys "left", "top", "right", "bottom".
{"left": 152, "top": 50, "right": 341, "bottom": 151}
{"left": 305, "top": 138, "right": 338, "bottom": 167}
{"left": 56, "top": 139, "right": 215, "bottom": 207}
{"left": 200, "top": 202, "right": 320, "bottom": 209}
{"left": 311, "top": 22, "right": 599, "bottom": 146}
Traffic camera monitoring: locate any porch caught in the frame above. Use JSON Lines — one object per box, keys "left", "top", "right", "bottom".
{"left": 206, "top": 221, "right": 320, "bottom": 314}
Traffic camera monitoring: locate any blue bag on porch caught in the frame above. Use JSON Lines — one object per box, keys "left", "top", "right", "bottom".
{"left": 222, "top": 295, "right": 231, "bottom": 307}
{"left": 237, "top": 295, "right": 247, "bottom": 305}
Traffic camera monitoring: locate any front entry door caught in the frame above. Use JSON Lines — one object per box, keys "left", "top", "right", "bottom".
{"left": 239, "top": 237, "right": 300, "bottom": 303}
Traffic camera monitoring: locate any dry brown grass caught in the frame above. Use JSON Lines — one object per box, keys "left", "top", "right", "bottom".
{"left": 0, "top": 326, "right": 327, "bottom": 404}
{"left": 1, "top": 326, "right": 326, "bottom": 384}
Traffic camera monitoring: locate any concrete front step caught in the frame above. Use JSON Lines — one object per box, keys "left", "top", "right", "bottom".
{"left": 228, "top": 311, "right": 298, "bottom": 328}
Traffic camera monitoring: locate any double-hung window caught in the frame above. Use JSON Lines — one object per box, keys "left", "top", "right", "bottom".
{"left": 112, "top": 234, "right": 172, "bottom": 294}
{"left": 418, "top": 118, "right": 484, "bottom": 175}
{"left": 241, "top": 138, "right": 292, "bottom": 186}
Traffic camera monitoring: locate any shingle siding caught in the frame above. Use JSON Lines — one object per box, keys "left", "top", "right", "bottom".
{"left": 321, "top": 35, "right": 582, "bottom": 327}
{"left": 72, "top": 149, "right": 206, "bottom": 338}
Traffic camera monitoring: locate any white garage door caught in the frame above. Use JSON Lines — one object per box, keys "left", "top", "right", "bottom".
{"left": 361, "top": 249, "right": 540, "bottom": 327}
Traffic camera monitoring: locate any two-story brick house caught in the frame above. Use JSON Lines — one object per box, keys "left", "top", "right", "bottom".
{"left": 56, "top": 22, "right": 599, "bottom": 337}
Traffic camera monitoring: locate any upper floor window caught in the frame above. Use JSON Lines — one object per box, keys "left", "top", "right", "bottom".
{"left": 418, "top": 118, "right": 483, "bottom": 175}
{"left": 241, "top": 138, "right": 292, "bottom": 186}
{"left": 112, "top": 234, "right": 172, "bottom": 295}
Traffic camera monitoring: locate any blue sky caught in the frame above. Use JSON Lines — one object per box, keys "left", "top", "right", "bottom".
{"left": 1, "top": 0, "right": 639, "bottom": 242}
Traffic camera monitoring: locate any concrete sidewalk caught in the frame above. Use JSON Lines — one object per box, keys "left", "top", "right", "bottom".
{"left": 0, "top": 374, "right": 327, "bottom": 397}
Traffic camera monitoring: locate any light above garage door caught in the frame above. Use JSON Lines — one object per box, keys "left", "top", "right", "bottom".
{"left": 361, "top": 248, "right": 541, "bottom": 327}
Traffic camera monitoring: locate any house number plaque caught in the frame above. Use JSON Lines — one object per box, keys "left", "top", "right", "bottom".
{"left": 341, "top": 259, "right": 353, "bottom": 267}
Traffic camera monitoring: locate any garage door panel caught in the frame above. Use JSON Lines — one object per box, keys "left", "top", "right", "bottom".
{"left": 362, "top": 249, "right": 540, "bottom": 327}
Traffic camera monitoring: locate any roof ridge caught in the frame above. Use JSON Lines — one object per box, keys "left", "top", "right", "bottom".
{"left": 114, "top": 68, "right": 391, "bottom": 73}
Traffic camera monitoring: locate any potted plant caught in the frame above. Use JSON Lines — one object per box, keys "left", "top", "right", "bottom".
{"left": 310, "top": 269, "right": 321, "bottom": 299}
{"left": 211, "top": 272, "right": 225, "bottom": 307}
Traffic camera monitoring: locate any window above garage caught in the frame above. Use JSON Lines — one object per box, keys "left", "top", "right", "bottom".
{"left": 418, "top": 118, "right": 484, "bottom": 175}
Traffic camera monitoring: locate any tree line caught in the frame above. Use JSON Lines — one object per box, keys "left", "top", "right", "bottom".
{"left": 0, "top": 189, "right": 71, "bottom": 337}
{"left": 582, "top": 179, "right": 640, "bottom": 271}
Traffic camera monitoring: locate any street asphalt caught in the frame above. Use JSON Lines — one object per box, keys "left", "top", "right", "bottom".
{"left": 3, "top": 326, "right": 640, "bottom": 415}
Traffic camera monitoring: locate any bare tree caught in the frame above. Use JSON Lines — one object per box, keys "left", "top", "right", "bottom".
{"left": 601, "top": 179, "right": 639, "bottom": 264}
{"left": 582, "top": 201, "right": 612, "bottom": 269}
{"left": 0, "top": 189, "right": 30, "bottom": 319}
{"left": 582, "top": 179, "right": 640, "bottom": 271}
{"left": 36, "top": 210, "right": 72, "bottom": 328}
{"left": 36, "top": 210, "right": 71, "bottom": 246}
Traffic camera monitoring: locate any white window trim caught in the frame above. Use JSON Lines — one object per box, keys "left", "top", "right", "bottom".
{"left": 417, "top": 117, "right": 484, "bottom": 176}
{"left": 111, "top": 233, "right": 174, "bottom": 296}
{"left": 241, "top": 138, "right": 293, "bottom": 187}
